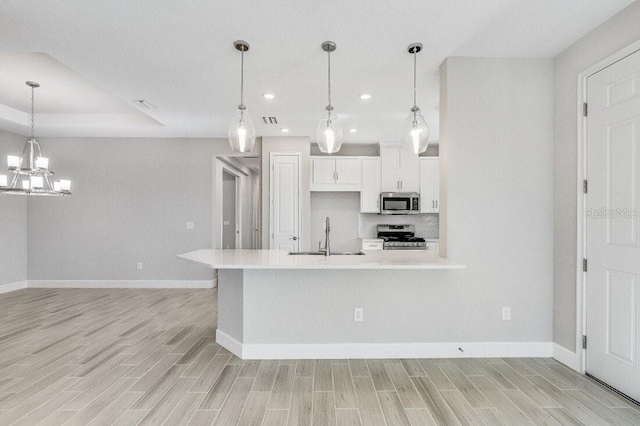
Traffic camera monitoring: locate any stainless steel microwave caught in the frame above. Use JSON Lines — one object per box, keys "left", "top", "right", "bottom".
{"left": 380, "top": 192, "right": 420, "bottom": 214}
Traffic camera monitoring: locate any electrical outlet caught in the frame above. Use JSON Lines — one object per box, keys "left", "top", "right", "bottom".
{"left": 186, "top": 222, "right": 194, "bottom": 230}
{"left": 137, "top": 262, "right": 143, "bottom": 270}
{"left": 502, "top": 307, "right": 511, "bottom": 321}
{"left": 354, "top": 308, "right": 363, "bottom": 322}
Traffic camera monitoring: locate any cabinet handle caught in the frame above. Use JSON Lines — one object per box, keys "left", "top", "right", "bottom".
{"left": 336, "top": 172, "right": 339, "bottom": 181}
{"left": 435, "top": 200, "right": 438, "bottom": 209}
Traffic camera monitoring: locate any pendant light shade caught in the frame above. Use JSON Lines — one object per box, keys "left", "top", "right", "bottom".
{"left": 317, "top": 41, "right": 343, "bottom": 154}
{"left": 403, "top": 108, "right": 430, "bottom": 155}
{"left": 228, "top": 108, "right": 256, "bottom": 153}
{"left": 316, "top": 108, "right": 343, "bottom": 154}
{"left": 402, "top": 43, "right": 430, "bottom": 154}
{"left": 228, "top": 40, "right": 256, "bottom": 153}
{"left": 0, "top": 81, "right": 72, "bottom": 196}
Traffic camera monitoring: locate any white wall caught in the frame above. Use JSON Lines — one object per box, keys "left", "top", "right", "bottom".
{"left": 26, "top": 137, "right": 226, "bottom": 281}
{"left": 0, "top": 129, "right": 28, "bottom": 288}
{"left": 553, "top": 1, "right": 640, "bottom": 352}
{"left": 310, "top": 192, "right": 361, "bottom": 252}
{"left": 438, "top": 57, "right": 554, "bottom": 343}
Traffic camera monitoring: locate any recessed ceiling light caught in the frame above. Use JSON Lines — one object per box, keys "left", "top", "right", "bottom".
{"left": 359, "top": 94, "right": 371, "bottom": 100}
{"left": 263, "top": 93, "right": 275, "bottom": 99}
{"left": 281, "top": 128, "right": 289, "bottom": 133}
{"left": 349, "top": 128, "right": 357, "bottom": 133}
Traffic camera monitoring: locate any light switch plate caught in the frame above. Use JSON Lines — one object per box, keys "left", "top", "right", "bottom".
{"left": 186, "top": 222, "right": 194, "bottom": 230}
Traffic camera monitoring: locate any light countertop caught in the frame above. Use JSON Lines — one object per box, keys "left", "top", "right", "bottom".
{"left": 178, "top": 249, "right": 465, "bottom": 270}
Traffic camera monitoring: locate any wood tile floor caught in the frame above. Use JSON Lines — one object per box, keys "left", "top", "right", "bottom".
{"left": 0, "top": 288, "right": 639, "bottom": 425}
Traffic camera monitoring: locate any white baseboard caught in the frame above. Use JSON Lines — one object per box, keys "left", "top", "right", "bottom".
{"left": 216, "top": 330, "right": 244, "bottom": 358}
{"left": 0, "top": 280, "right": 28, "bottom": 294}
{"left": 216, "top": 330, "right": 553, "bottom": 360}
{"left": 27, "top": 280, "right": 214, "bottom": 289}
{"left": 553, "top": 343, "right": 578, "bottom": 370}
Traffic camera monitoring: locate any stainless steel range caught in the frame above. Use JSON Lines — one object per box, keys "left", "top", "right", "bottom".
{"left": 377, "top": 224, "right": 426, "bottom": 250}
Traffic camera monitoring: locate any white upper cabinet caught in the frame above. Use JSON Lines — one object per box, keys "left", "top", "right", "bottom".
{"left": 311, "top": 158, "right": 336, "bottom": 185}
{"left": 310, "top": 157, "right": 361, "bottom": 191}
{"left": 420, "top": 157, "right": 439, "bottom": 213}
{"left": 380, "top": 147, "right": 420, "bottom": 192}
{"left": 360, "top": 158, "right": 381, "bottom": 213}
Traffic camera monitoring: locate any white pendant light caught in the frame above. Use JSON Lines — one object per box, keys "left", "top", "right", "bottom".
{"left": 228, "top": 40, "right": 256, "bottom": 153}
{"left": 316, "top": 41, "right": 343, "bottom": 154}
{"left": 0, "top": 81, "right": 72, "bottom": 196}
{"left": 402, "top": 43, "right": 430, "bottom": 155}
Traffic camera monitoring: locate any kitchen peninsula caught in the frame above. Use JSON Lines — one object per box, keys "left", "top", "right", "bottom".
{"left": 179, "top": 249, "right": 465, "bottom": 359}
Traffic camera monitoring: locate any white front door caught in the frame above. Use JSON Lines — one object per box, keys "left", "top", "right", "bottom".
{"left": 586, "top": 48, "right": 640, "bottom": 402}
{"left": 270, "top": 154, "right": 300, "bottom": 252}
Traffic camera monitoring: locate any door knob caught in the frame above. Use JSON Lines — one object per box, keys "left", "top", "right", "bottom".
{"left": 290, "top": 236, "right": 298, "bottom": 241}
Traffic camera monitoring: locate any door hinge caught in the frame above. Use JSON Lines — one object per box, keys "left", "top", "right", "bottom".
{"left": 583, "top": 103, "right": 588, "bottom": 117}
{"left": 583, "top": 258, "right": 588, "bottom": 272}
{"left": 583, "top": 179, "right": 588, "bottom": 194}
{"left": 582, "top": 335, "right": 587, "bottom": 349}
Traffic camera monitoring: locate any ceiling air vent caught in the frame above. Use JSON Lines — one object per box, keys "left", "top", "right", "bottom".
{"left": 262, "top": 116, "right": 278, "bottom": 124}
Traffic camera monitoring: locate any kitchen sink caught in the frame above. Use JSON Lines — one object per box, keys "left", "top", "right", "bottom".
{"left": 288, "top": 251, "right": 365, "bottom": 256}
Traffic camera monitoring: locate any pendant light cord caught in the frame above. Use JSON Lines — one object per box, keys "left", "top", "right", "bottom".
{"left": 31, "top": 85, "right": 35, "bottom": 139}
{"left": 240, "top": 48, "right": 245, "bottom": 110}
{"left": 413, "top": 50, "right": 417, "bottom": 109}
{"left": 327, "top": 48, "right": 332, "bottom": 108}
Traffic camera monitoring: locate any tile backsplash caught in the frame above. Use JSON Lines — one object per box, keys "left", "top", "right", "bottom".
{"left": 358, "top": 213, "right": 439, "bottom": 240}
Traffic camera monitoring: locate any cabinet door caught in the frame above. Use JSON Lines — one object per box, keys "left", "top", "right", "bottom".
{"left": 399, "top": 148, "right": 420, "bottom": 192}
{"left": 360, "top": 158, "right": 381, "bottom": 213}
{"left": 420, "top": 157, "right": 439, "bottom": 213}
{"left": 380, "top": 147, "right": 400, "bottom": 192}
{"left": 335, "top": 158, "right": 360, "bottom": 186}
{"left": 311, "top": 158, "right": 336, "bottom": 185}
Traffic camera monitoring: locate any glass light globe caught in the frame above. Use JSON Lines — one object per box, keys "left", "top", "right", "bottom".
{"left": 228, "top": 109, "right": 256, "bottom": 153}
{"left": 403, "top": 110, "right": 430, "bottom": 154}
{"left": 316, "top": 110, "right": 343, "bottom": 154}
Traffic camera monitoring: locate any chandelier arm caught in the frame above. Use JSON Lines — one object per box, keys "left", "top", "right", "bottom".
{"left": 44, "top": 173, "right": 54, "bottom": 191}
{"left": 31, "top": 85, "right": 35, "bottom": 138}
{"left": 9, "top": 170, "right": 19, "bottom": 188}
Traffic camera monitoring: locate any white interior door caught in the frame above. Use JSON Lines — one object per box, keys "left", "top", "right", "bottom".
{"left": 270, "top": 154, "right": 300, "bottom": 252}
{"left": 586, "top": 48, "right": 640, "bottom": 402}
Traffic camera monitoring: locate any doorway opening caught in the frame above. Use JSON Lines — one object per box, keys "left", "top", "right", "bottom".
{"left": 222, "top": 171, "right": 238, "bottom": 249}
{"left": 214, "top": 156, "right": 261, "bottom": 250}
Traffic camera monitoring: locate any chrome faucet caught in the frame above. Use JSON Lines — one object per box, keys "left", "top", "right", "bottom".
{"left": 318, "top": 216, "right": 331, "bottom": 256}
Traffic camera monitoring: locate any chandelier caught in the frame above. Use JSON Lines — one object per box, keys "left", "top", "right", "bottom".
{"left": 0, "top": 81, "right": 71, "bottom": 196}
